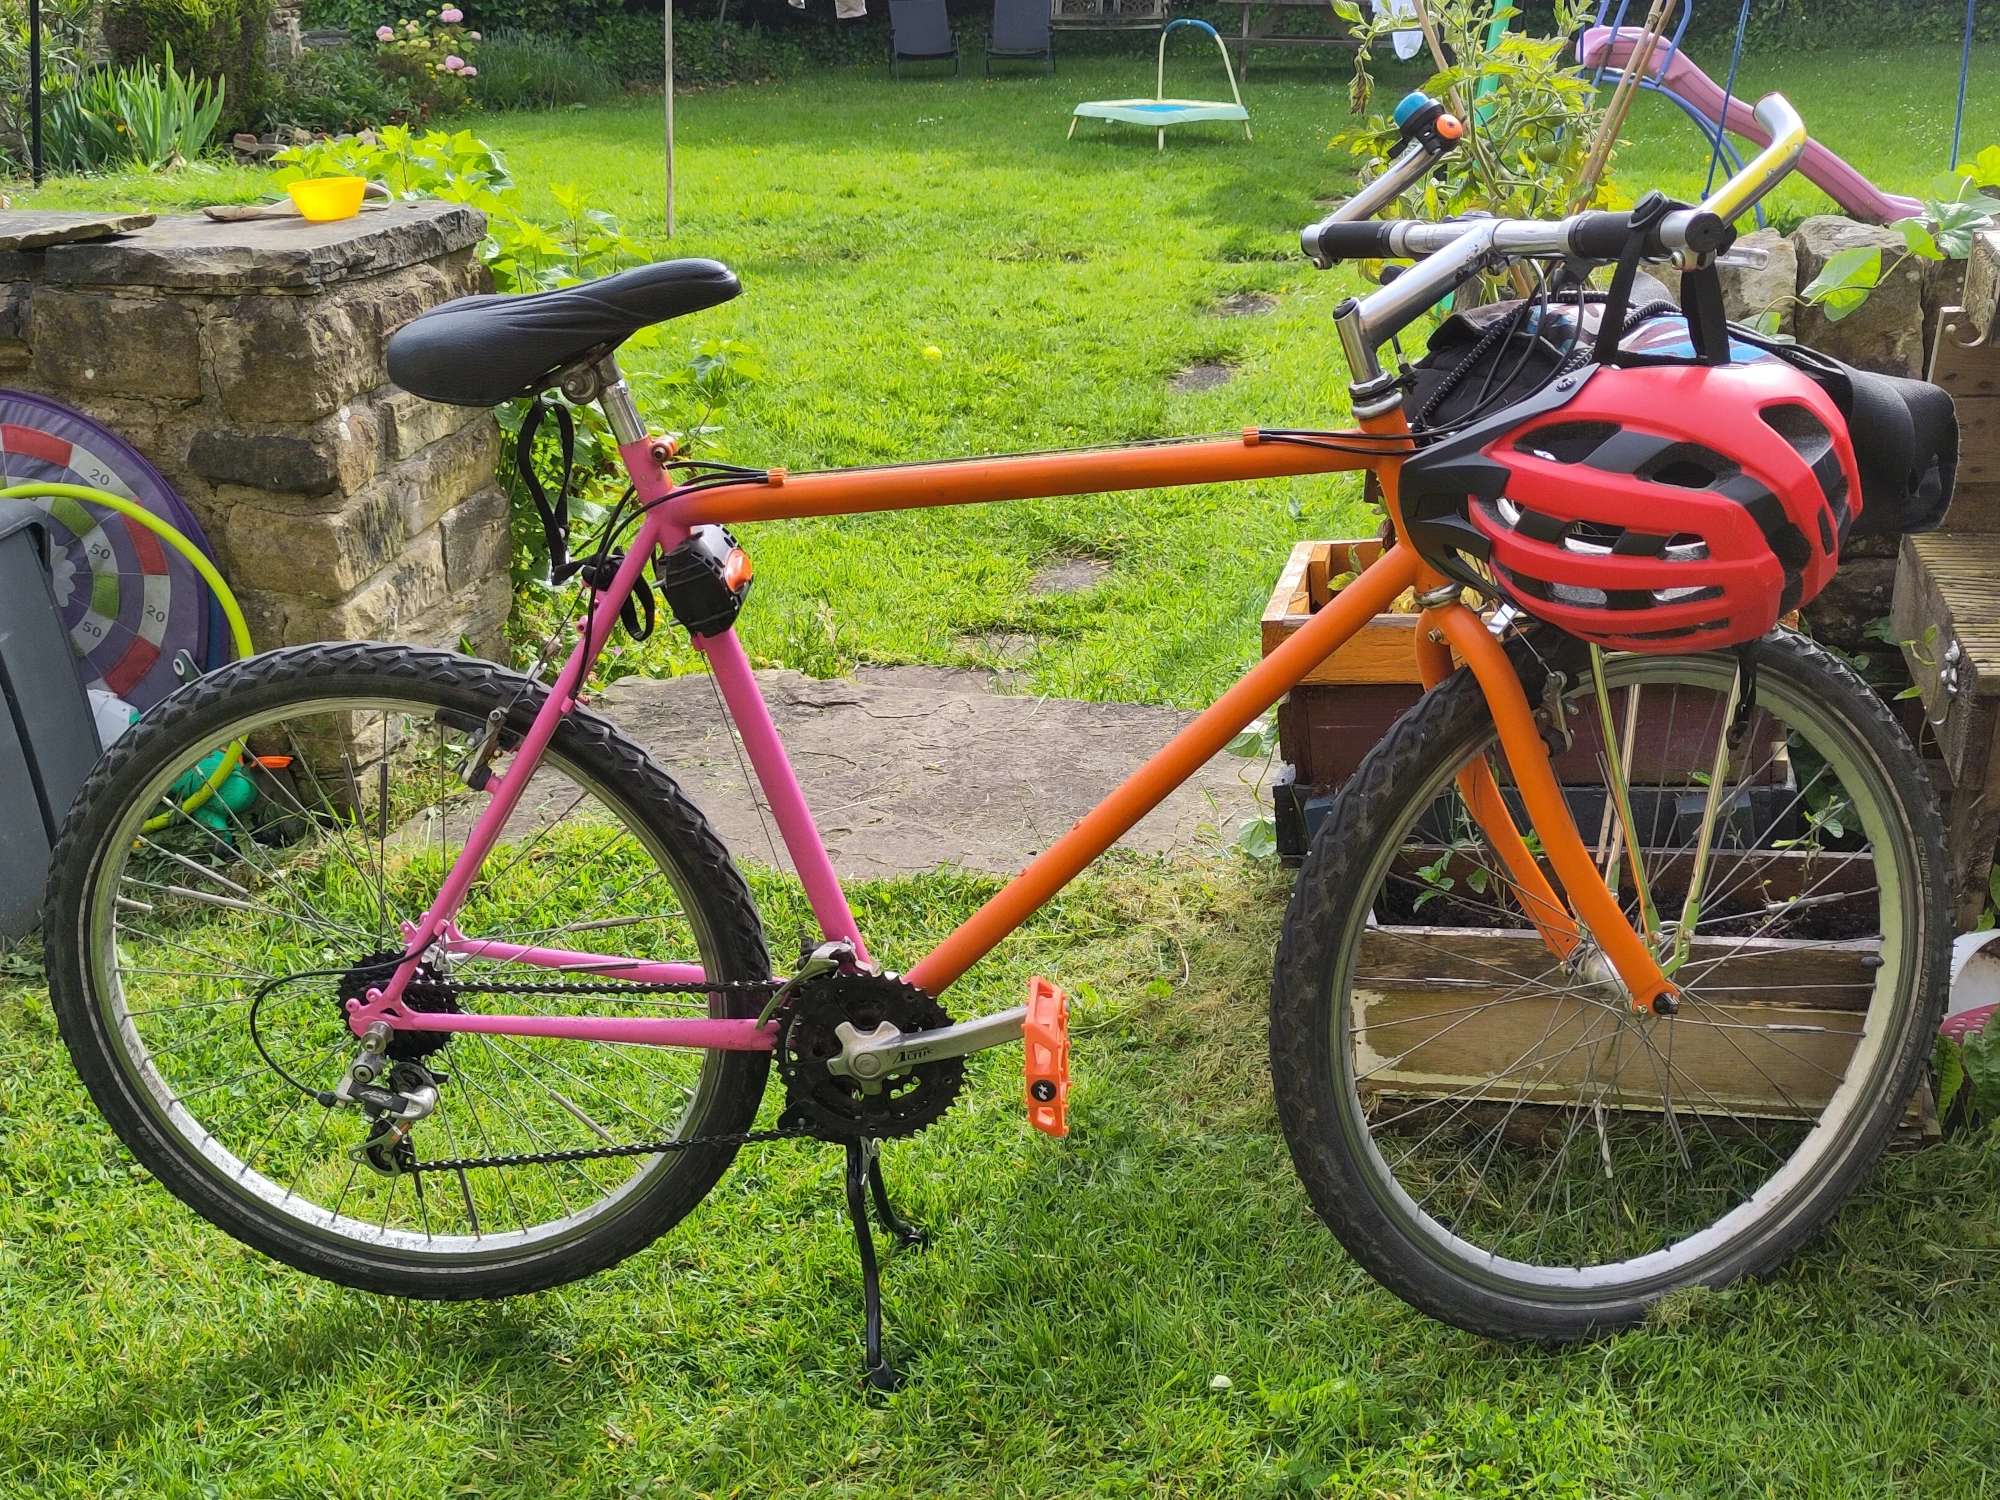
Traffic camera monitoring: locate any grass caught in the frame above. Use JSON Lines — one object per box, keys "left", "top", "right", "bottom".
{"left": 3, "top": 42, "right": 2000, "bottom": 1495}
{"left": 7, "top": 855, "right": 2000, "bottom": 1496}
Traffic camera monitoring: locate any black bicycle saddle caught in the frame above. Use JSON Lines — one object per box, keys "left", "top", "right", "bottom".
{"left": 386, "top": 258, "right": 741, "bottom": 408}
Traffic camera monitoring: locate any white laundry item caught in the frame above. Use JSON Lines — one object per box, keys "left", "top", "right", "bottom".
{"left": 1372, "top": 0, "right": 1423, "bottom": 61}
{"left": 835, "top": 0, "right": 867, "bottom": 16}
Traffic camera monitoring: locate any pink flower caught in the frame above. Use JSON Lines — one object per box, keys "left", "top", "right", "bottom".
{"left": 466, "top": 30, "right": 479, "bottom": 38}
{"left": 438, "top": 6, "right": 462, "bottom": 20}
{"left": 459, "top": 65, "right": 476, "bottom": 76}
{"left": 444, "top": 53, "right": 463, "bottom": 68}
{"left": 376, "top": 24, "right": 394, "bottom": 37}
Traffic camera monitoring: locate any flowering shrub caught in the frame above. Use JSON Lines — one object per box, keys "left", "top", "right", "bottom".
{"left": 372, "top": 9, "right": 478, "bottom": 121}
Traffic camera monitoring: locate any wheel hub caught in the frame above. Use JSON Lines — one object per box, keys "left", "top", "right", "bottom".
{"left": 335, "top": 950, "right": 459, "bottom": 1061}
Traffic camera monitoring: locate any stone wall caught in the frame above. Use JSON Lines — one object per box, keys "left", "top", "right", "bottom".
{"left": 0, "top": 202, "right": 510, "bottom": 659}
{"left": 1657, "top": 214, "right": 1969, "bottom": 663}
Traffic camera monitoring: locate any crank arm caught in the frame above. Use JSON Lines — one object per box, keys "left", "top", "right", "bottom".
{"left": 826, "top": 1005, "right": 1028, "bottom": 1080}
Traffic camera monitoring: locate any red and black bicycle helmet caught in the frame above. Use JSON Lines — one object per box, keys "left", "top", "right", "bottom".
{"left": 1401, "top": 359, "right": 1861, "bottom": 652}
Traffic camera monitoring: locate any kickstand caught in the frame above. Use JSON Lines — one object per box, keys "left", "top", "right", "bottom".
{"left": 868, "top": 1148, "right": 926, "bottom": 1249}
{"left": 844, "top": 1138, "right": 907, "bottom": 1392}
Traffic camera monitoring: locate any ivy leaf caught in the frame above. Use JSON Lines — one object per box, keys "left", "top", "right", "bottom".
{"left": 1801, "top": 246, "right": 1881, "bottom": 322}
{"left": 1894, "top": 216, "right": 1944, "bottom": 261}
{"left": 1746, "top": 307, "right": 1784, "bottom": 336}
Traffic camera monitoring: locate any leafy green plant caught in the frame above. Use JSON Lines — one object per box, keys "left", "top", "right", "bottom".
{"left": 0, "top": 0, "right": 94, "bottom": 169}
{"left": 471, "top": 28, "right": 617, "bottom": 110}
{"left": 271, "top": 44, "right": 415, "bottom": 133}
{"left": 1224, "top": 714, "right": 1283, "bottom": 861}
{"left": 272, "top": 121, "right": 511, "bottom": 204}
{"left": 1935, "top": 1017, "right": 2000, "bottom": 1130}
{"left": 44, "top": 48, "right": 226, "bottom": 173}
{"left": 102, "top": 0, "right": 273, "bottom": 136}
{"left": 1331, "top": 0, "right": 1620, "bottom": 227}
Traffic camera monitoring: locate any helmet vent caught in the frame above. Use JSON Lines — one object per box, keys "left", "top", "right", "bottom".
{"left": 1635, "top": 443, "right": 1740, "bottom": 489}
{"left": 1514, "top": 422, "right": 1620, "bottom": 465}
{"left": 1761, "top": 402, "right": 1833, "bottom": 460}
{"left": 1764, "top": 402, "right": 1851, "bottom": 525}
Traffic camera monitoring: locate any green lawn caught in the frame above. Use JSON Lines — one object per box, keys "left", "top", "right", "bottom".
{"left": 4, "top": 43, "right": 2000, "bottom": 1497}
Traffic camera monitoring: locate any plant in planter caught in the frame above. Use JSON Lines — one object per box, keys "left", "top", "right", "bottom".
{"left": 1331, "top": 0, "right": 1619, "bottom": 229}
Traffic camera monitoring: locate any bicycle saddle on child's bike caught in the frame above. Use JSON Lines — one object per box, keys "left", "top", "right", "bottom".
{"left": 43, "top": 88, "right": 1958, "bottom": 1381}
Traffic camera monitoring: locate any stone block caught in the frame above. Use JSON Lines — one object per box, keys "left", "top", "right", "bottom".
{"left": 430, "top": 573, "right": 512, "bottom": 657}
{"left": 188, "top": 401, "right": 381, "bottom": 498}
{"left": 1791, "top": 215, "right": 1926, "bottom": 376}
{"left": 316, "top": 528, "right": 451, "bottom": 640}
{"left": 379, "top": 386, "right": 482, "bottom": 460}
{"left": 42, "top": 202, "right": 485, "bottom": 294}
{"left": 440, "top": 484, "right": 511, "bottom": 593}
{"left": 205, "top": 289, "right": 380, "bottom": 422}
{"left": 220, "top": 474, "right": 406, "bottom": 599}
{"left": 397, "top": 418, "right": 501, "bottom": 538}
{"left": 31, "top": 289, "right": 202, "bottom": 397}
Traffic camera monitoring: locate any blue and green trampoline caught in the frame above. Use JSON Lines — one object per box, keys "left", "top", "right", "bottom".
{"left": 1069, "top": 19, "right": 1250, "bottom": 151}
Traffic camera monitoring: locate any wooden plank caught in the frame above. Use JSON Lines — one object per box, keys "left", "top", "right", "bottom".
{"left": 1354, "top": 926, "right": 1878, "bottom": 1116}
{"left": 1262, "top": 536, "right": 1431, "bottom": 685}
{"left": 1895, "top": 533, "right": 2000, "bottom": 788}
{"left": 0, "top": 210, "right": 155, "bottom": 252}
{"left": 1928, "top": 310, "right": 2000, "bottom": 398}
{"left": 1954, "top": 394, "right": 2000, "bottom": 491}
{"left": 1393, "top": 847, "right": 1879, "bottom": 920}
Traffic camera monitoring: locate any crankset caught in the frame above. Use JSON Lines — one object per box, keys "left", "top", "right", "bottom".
{"left": 776, "top": 970, "right": 963, "bottom": 1141}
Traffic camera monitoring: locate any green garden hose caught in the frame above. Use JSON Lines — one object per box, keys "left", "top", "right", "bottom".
{"left": 0, "top": 483, "right": 254, "bottom": 831}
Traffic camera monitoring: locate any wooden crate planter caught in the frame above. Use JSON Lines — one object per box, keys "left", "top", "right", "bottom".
{"left": 1263, "top": 538, "right": 1422, "bottom": 858}
{"left": 1262, "top": 538, "right": 1782, "bottom": 858}
{"left": 1261, "top": 543, "right": 1900, "bottom": 1123}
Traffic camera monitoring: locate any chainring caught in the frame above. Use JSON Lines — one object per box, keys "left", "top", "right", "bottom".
{"left": 336, "top": 951, "right": 460, "bottom": 1061}
{"left": 776, "top": 972, "right": 962, "bottom": 1141}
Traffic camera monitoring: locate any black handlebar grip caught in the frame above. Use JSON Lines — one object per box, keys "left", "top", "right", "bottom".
{"left": 1565, "top": 211, "right": 1633, "bottom": 260}
{"left": 1680, "top": 210, "right": 1734, "bottom": 255}
{"left": 1308, "top": 220, "right": 1398, "bottom": 263}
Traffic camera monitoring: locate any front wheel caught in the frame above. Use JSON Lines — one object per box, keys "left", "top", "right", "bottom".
{"left": 1270, "top": 629, "right": 1949, "bottom": 1340}
{"left": 45, "top": 642, "right": 772, "bottom": 1300}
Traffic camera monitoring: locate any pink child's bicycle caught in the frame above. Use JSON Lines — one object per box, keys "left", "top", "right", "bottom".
{"left": 43, "top": 93, "right": 1956, "bottom": 1385}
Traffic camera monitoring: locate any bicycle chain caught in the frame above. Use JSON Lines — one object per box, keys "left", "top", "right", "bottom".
{"left": 393, "top": 972, "right": 806, "bottom": 1174}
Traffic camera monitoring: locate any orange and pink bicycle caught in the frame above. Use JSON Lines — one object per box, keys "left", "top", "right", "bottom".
{"left": 44, "top": 92, "right": 1951, "bottom": 1383}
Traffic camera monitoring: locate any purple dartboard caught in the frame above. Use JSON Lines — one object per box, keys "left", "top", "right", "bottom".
{"left": 0, "top": 390, "right": 222, "bottom": 711}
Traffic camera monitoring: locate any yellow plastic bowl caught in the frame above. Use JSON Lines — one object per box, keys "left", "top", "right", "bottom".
{"left": 286, "top": 177, "right": 366, "bottom": 223}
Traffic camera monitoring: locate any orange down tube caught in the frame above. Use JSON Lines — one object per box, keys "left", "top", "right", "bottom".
{"left": 907, "top": 541, "right": 1423, "bottom": 996}
{"left": 670, "top": 431, "right": 1391, "bottom": 527}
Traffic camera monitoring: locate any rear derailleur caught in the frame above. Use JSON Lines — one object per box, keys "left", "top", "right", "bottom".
{"left": 329, "top": 1019, "right": 444, "bottom": 1178}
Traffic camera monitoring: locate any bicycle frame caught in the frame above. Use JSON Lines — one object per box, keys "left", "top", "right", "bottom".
{"left": 346, "top": 387, "right": 1677, "bottom": 1052}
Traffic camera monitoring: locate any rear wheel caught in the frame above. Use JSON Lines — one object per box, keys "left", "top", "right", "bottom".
{"left": 1270, "top": 629, "right": 1948, "bottom": 1339}
{"left": 46, "top": 642, "right": 772, "bottom": 1300}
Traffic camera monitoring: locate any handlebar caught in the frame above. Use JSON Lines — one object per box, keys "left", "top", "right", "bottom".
{"left": 1305, "top": 93, "right": 1809, "bottom": 408}
{"left": 1302, "top": 94, "right": 1806, "bottom": 271}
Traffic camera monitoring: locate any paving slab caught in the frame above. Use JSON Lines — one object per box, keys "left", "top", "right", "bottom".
{"left": 595, "top": 666, "right": 1274, "bottom": 878}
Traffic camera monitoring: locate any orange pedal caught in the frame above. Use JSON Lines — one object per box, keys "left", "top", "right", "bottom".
{"left": 1024, "top": 977, "right": 1070, "bottom": 1138}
